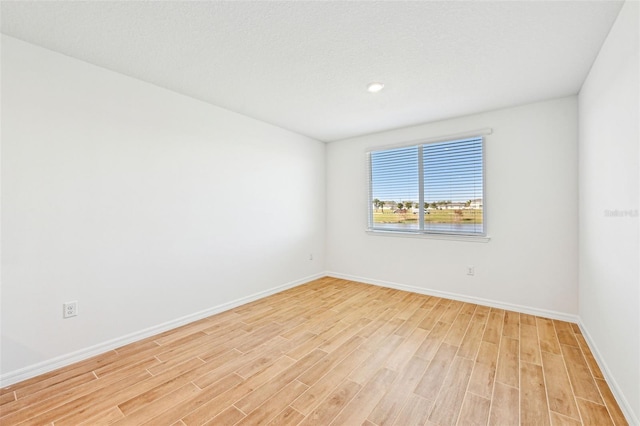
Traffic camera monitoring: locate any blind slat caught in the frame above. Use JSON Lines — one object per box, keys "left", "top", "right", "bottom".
{"left": 369, "top": 136, "right": 484, "bottom": 236}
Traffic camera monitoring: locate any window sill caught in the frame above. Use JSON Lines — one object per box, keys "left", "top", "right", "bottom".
{"left": 366, "top": 229, "right": 491, "bottom": 243}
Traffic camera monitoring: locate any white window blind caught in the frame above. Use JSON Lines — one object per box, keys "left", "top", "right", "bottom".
{"left": 368, "top": 136, "right": 485, "bottom": 236}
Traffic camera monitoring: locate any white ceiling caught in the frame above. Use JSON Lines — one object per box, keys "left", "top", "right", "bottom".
{"left": 0, "top": 1, "right": 624, "bottom": 142}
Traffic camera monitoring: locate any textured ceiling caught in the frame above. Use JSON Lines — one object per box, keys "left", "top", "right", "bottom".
{"left": 0, "top": 1, "right": 624, "bottom": 142}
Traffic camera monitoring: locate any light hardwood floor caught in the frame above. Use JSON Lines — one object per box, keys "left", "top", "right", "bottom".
{"left": 0, "top": 277, "right": 628, "bottom": 425}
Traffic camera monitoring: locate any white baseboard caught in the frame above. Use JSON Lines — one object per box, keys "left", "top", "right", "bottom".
{"left": 326, "top": 271, "right": 579, "bottom": 323}
{"left": 3, "top": 272, "right": 635, "bottom": 426}
{"left": 327, "top": 271, "right": 639, "bottom": 424}
{"left": 578, "top": 322, "right": 639, "bottom": 426}
{"left": 0, "top": 272, "right": 325, "bottom": 388}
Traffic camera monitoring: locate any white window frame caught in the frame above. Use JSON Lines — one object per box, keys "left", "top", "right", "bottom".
{"left": 366, "top": 129, "right": 491, "bottom": 242}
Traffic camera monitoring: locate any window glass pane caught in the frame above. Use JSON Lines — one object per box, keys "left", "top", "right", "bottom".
{"left": 423, "top": 138, "right": 483, "bottom": 234}
{"left": 368, "top": 136, "right": 484, "bottom": 236}
{"left": 370, "top": 146, "right": 420, "bottom": 231}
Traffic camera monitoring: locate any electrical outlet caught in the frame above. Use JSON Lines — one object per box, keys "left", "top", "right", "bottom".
{"left": 63, "top": 301, "right": 78, "bottom": 318}
{"left": 467, "top": 266, "right": 475, "bottom": 276}
{"left": 309, "top": 254, "right": 313, "bottom": 261}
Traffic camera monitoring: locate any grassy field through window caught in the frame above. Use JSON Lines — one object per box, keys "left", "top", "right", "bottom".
{"left": 372, "top": 209, "right": 483, "bottom": 225}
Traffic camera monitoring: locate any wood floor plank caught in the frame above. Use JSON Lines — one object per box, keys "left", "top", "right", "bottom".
{"left": 329, "top": 368, "right": 397, "bottom": 425}
{"left": 1, "top": 278, "right": 627, "bottom": 426}
{"left": 266, "top": 406, "right": 305, "bottom": 426}
{"left": 235, "top": 379, "right": 308, "bottom": 425}
{"left": 298, "top": 335, "right": 364, "bottom": 386}
{"left": 440, "top": 300, "right": 464, "bottom": 324}
{"left": 393, "top": 295, "right": 425, "bottom": 321}
{"left": 482, "top": 309, "right": 505, "bottom": 345}
{"left": 418, "top": 299, "right": 450, "bottom": 330}
{"left": 112, "top": 339, "right": 160, "bottom": 357}
{"left": 467, "top": 341, "right": 499, "bottom": 399}
{"left": 153, "top": 319, "right": 216, "bottom": 346}
{"left": 92, "top": 343, "right": 159, "bottom": 375}
{"left": 233, "top": 343, "right": 292, "bottom": 380}
{"left": 474, "top": 304, "right": 490, "bottom": 316}
{"left": 357, "top": 301, "right": 394, "bottom": 324}
{"left": 283, "top": 309, "right": 332, "bottom": 339}
{"left": 414, "top": 342, "right": 458, "bottom": 399}
{"left": 291, "top": 348, "right": 369, "bottom": 415}
{"left": 458, "top": 392, "right": 491, "bottom": 426}
{"left": 520, "top": 323, "right": 542, "bottom": 365}
{"left": 287, "top": 325, "right": 344, "bottom": 360}
{"left": 10, "top": 356, "right": 111, "bottom": 400}
{"left": 537, "top": 317, "right": 561, "bottom": 355}
{"left": 553, "top": 320, "right": 579, "bottom": 347}
{"left": 202, "top": 406, "right": 245, "bottom": 426}
{"left": 394, "top": 307, "right": 430, "bottom": 337}
{"left": 420, "top": 295, "right": 440, "bottom": 310}
{"left": 0, "top": 361, "right": 154, "bottom": 423}
{"left": 177, "top": 357, "right": 298, "bottom": 425}
{"left": 117, "top": 357, "right": 206, "bottom": 415}
{"left": 298, "top": 380, "right": 361, "bottom": 426}
{"left": 457, "top": 310, "right": 488, "bottom": 360}
{"left": 0, "top": 391, "right": 16, "bottom": 406}
{"left": 349, "top": 334, "right": 403, "bottom": 385}
{"left": 575, "top": 333, "right": 605, "bottom": 380}
{"left": 235, "top": 321, "right": 287, "bottom": 353}
{"left": 193, "top": 345, "right": 281, "bottom": 389}
{"left": 361, "top": 317, "right": 404, "bottom": 352}
{"left": 550, "top": 411, "right": 583, "bottom": 426}
{"left": 576, "top": 398, "right": 615, "bottom": 425}
{"left": 368, "top": 356, "right": 429, "bottom": 426}
{"left": 202, "top": 326, "right": 315, "bottom": 382}
{"left": 502, "top": 310, "right": 520, "bottom": 339}
{"left": 14, "top": 371, "right": 151, "bottom": 425}
{"left": 393, "top": 394, "right": 434, "bottom": 426}
{"left": 2, "top": 371, "right": 97, "bottom": 415}
{"left": 318, "top": 318, "right": 370, "bottom": 353}
{"left": 200, "top": 315, "right": 247, "bottom": 336}
{"left": 384, "top": 327, "right": 429, "bottom": 372}
{"left": 489, "top": 382, "right": 519, "bottom": 425}
{"left": 520, "top": 313, "right": 537, "bottom": 326}
{"left": 561, "top": 344, "right": 603, "bottom": 404}
{"left": 443, "top": 307, "right": 474, "bottom": 347}
{"left": 414, "top": 320, "right": 451, "bottom": 361}
{"left": 147, "top": 347, "right": 222, "bottom": 377}
{"left": 541, "top": 350, "right": 580, "bottom": 420}
{"left": 77, "top": 406, "right": 125, "bottom": 425}
{"left": 153, "top": 332, "right": 226, "bottom": 365}
{"left": 140, "top": 372, "right": 245, "bottom": 426}
{"left": 428, "top": 355, "right": 474, "bottom": 425}
{"left": 520, "top": 361, "right": 550, "bottom": 425}
{"left": 595, "top": 378, "right": 629, "bottom": 426}
{"left": 496, "top": 337, "right": 519, "bottom": 388}
{"left": 330, "top": 287, "right": 377, "bottom": 314}
{"left": 234, "top": 349, "right": 327, "bottom": 414}
{"left": 108, "top": 383, "right": 200, "bottom": 426}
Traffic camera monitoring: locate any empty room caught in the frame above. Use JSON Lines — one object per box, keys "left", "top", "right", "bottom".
{"left": 1, "top": 1, "right": 638, "bottom": 425}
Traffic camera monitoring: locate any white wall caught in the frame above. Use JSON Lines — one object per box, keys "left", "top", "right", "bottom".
{"left": 326, "top": 97, "right": 578, "bottom": 318}
{"left": 0, "top": 36, "right": 326, "bottom": 379}
{"left": 578, "top": 0, "right": 639, "bottom": 422}
{"left": 2, "top": 6, "right": 637, "bottom": 418}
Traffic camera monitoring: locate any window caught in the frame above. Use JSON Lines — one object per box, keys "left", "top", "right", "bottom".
{"left": 368, "top": 135, "right": 485, "bottom": 236}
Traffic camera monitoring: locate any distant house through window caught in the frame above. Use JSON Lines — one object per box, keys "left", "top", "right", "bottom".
{"left": 367, "top": 134, "right": 485, "bottom": 236}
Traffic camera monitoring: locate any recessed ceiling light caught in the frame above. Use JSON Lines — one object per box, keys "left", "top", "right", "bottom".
{"left": 367, "top": 82, "right": 385, "bottom": 93}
